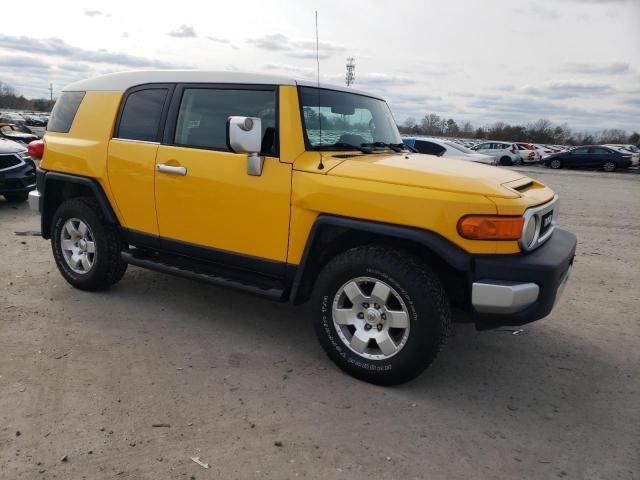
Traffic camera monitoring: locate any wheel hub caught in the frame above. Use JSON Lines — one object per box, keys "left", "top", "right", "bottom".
{"left": 60, "top": 218, "right": 96, "bottom": 274}
{"left": 364, "top": 307, "right": 381, "bottom": 326}
{"left": 332, "top": 277, "right": 411, "bottom": 360}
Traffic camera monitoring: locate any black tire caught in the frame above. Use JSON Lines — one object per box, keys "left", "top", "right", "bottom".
{"left": 513, "top": 157, "right": 524, "bottom": 166}
{"left": 500, "top": 156, "right": 513, "bottom": 166}
{"left": 312, "top": 245, "right": 450, "bottom": 385}
{"left": 3, "top": 192, "right": 29, "bottom": 202}
{"left": 602, "top": 160, "right": 616, "bottom": 172}
{"left": 549, "top": 158, "right": 562, "bottom": 169}
{"left": 51, "top": 197, "right": 127, "bottom": 291}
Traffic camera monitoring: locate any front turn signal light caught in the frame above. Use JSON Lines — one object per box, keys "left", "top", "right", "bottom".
{"left": 458, "top": 215, "right": 524, "bottom": 240}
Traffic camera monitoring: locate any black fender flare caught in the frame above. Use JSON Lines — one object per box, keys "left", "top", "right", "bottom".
{"left": 39, "top": 170, "right": 118, "bottom": 239}
{"left": 288, "top": 214, "right": 472, "bottom": 304}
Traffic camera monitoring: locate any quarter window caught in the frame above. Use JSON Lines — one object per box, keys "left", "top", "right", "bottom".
{"left": 116, "top": 89, "right": 168, "bottom": 142}
{"left": 47, "top": 91, "right": 85, "bottom": 133}
{"left": 174, "top": 88, "right": 277, "bottom": 155}
{"left": 414, "top": 140, "right": 446, "bottom": 156}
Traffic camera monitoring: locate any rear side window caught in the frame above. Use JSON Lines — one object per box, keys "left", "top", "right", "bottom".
{"left": 174, "top": 88, "right": 277, "bottom": 155}
{"left": 116, "top": 89, "right": 168, "bottom": 142}
{"left": 47, "top": 91, "right": 85, "bottom": 133}
{"left": 414, "top": 140, "right": 446, "bottom": 156}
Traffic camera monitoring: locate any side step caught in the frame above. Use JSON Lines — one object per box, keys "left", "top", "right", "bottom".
{"left": 121, "top": 249, "right": 287, "bottom": 301}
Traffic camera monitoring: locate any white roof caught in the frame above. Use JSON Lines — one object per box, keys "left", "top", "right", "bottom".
{"left": 63, "top": 70, "right": 381, "bottom": 98}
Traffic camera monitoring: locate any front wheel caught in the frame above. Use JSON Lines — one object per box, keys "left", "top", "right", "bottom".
{"left": 312, "top": 245, "right": 451, "bottom": 385}
{"left": 51, "top": 197, "right": 127, "bottom": 291}
{"left": 602, "top": 160, "right": 616, "bottom": 172}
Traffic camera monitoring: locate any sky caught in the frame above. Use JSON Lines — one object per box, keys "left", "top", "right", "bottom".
{"left": 0, "top": 0, "right": 638, "bottom": 131}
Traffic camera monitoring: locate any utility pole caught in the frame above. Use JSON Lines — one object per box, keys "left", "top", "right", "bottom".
{"left": 49, "top": 83, "right": 53, "bottom": 102}
{"left": 346, "top": 57, "right": 355, "bottom": 87}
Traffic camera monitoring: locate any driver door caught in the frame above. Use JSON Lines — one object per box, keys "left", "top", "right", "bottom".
{"left": 154, "top": 84, "right": 292, "bottom": 275}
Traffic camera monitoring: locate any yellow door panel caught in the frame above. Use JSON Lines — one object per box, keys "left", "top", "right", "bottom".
{"left": 107, "top": 140, "right": 159, "bottom": 235}
{"left": 155, "top": 146, "right": 291, "bottom": 262}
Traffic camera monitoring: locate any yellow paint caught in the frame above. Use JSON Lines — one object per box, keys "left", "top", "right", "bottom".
{"left": 155, "top": 146, "right": 292, "bottom": 261}
{"left": 40, "top": 83, "right": 557, "bottom": 265}
{"left": 107, "top": 140, "right": 160, "bottom": 235}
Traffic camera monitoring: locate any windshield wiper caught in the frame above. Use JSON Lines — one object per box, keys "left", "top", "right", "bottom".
{"left": 362, "top": 142, "right": 403, "bottom": 152}
{"left": 316, "top": 142, "right": 373, "bottom": 154}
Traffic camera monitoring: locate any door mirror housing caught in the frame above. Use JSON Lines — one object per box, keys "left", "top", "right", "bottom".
{"left": 227, "top": 116, "right": 264, "bottom": 176}
{"left": 227, "top": 116, "right": 262, "bottom": 154}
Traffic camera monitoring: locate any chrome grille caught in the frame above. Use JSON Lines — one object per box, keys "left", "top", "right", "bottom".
{"left": 519, "top": 195, "right": 559, "bottom": 251}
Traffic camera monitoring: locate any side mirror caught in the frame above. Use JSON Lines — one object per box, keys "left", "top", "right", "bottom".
{"left": 227, "top": 116, "right": 264, "bottom": 176}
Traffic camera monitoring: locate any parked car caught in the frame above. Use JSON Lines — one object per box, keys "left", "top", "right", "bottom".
{"left": 402, "top": 136, "right": 497, "bottom": 165}
{"left": 0, "top": 137, "right": 36, "bottom": 202}
{"left": 544, "top": 146, "right": 634, "bottom": 171}
{"left": 0, "top": 112, "right": 26, "bottom": 125}
{"left": 602, "top": 145, "right": 640, "bottom": 165}
{"left": 515, "top": 143, "right": 541, "bottom": 163}
{"left": 0, "top": 123, "right": 40, "bottom": 145}
{"left": 533, "top": 144, "right": 564, "bottom": 160}
{"left": 471, "top": 141, "right": 522, "bottom": 165}
{"left": 29, "top": 70, "right": 576, "bottom": 385}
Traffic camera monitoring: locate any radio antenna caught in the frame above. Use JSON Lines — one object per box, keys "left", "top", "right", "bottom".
{"left": 315, "top": 10, "right": 324, "bottom": 170}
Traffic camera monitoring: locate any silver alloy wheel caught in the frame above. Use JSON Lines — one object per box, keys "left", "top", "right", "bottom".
{"left": 550, "top": 159, "right": 561, "bottom": 169}
{"left": 332, "top": 276, "right": 410, "bottom": 360}
{"left": 603, "top": 161, "right": 615, "bottom": 172}
{"left": 60, "top": 218, "right": 96, "bottom": 274}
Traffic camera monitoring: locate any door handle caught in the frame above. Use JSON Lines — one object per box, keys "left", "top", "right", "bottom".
{"left": 156, "top": 164, "right": 187, "bottom": 176}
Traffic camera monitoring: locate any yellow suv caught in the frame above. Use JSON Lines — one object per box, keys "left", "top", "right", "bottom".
{"left": 28, "top": 71, "right": 576, "bottom": 384}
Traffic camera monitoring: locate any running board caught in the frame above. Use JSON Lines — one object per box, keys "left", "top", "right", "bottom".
{"left": 121, "top": 249, "right": 287, "bottom": 301}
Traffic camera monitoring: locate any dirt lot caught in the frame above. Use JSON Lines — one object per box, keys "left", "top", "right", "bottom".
{"left": 1, "top": 166, "right": 639, "bottom": 480}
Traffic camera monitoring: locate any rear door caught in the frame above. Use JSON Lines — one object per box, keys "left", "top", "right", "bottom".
{"left": 590, "top": 147, "right": 612, "bottom": 167}
{"left": 108, "top": 85, "right": 173, "bottom": 239}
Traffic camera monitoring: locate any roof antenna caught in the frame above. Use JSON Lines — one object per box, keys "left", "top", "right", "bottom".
{"left": 315, "top": 10, "right": 324, "bottom": 170}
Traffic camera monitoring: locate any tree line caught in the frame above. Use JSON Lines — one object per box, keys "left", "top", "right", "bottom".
{"left": 0, "top": 81, "right": 55, "bottom": 112}
{"left": 399, "top": 113, "right": 640, "bottom": 146}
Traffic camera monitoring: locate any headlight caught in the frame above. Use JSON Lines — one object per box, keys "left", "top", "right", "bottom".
{"left": 521, "top": 215, "right": 538, "bottom": 249}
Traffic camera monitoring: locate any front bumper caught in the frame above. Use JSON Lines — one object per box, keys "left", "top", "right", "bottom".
{"left": 0, "top": 160, "right": 36, "bottom": 195}
{"left": 470, "top": 228, "right": 577, "bottom": 329}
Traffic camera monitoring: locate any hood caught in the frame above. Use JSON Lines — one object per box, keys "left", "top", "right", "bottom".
{"left": 0, "top": 137, "right": 27, "bottom": 154}
{"left": 327, "top": 153, "right": 528, "bottom": 198}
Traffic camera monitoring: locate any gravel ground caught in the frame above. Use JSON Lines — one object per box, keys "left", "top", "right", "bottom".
{"left": 1, "top": 166, "right": 638, "bottom": 479}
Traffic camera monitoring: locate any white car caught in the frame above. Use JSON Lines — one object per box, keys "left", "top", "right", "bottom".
{"left": 471, "top": 141, "right": 522, "bottom": 165}
{"left": 403, "top": 137, "right": 498, "bottom": 165}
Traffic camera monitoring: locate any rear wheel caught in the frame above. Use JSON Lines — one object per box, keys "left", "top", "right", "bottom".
{"left": 549, "top": 158, "right": 562, "bottom": 169}
{"left": 312, "top": 245, "right": 450, "bottom": 385}
{"left": 3, "top": 192, "right": 28, "bottom": 202}
{"left": 602, "top": 160, "right": 616, "bottom": 172}
{"left": 51, "top": 197, "right": 127, "bottom": 291}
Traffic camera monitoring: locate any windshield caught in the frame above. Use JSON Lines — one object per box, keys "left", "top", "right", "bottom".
{"left": 298, "top": 86, "right": 402, "bottom": 151}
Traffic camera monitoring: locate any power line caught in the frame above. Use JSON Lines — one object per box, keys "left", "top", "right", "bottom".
{"left": 346, "top": 57, "right": 355, "bottom": 86}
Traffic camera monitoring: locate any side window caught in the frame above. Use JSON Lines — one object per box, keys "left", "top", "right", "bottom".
{"left": 47, "top": 91, "right": 85, "bottom": 133}
{"left": 591, "top": 147, "right": 609, "bottom": 154}
{"left": 479, "top": 143, "right": 490, "bottom": 149}
{"left": 116, "top": 89, "right": 168, "bottom": 142}
{"left": 414, "top": 141, "right": 445, "bottom": 156}
{"left": 174, "top": 88, "right": 277, "bottom": 155}
{"left": 572, "top": 147, "right": 589, "bottom": 154}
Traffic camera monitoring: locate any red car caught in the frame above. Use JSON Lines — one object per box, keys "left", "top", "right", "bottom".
{"left": 515, "top": 143, "right": 541, "bottom": 163}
